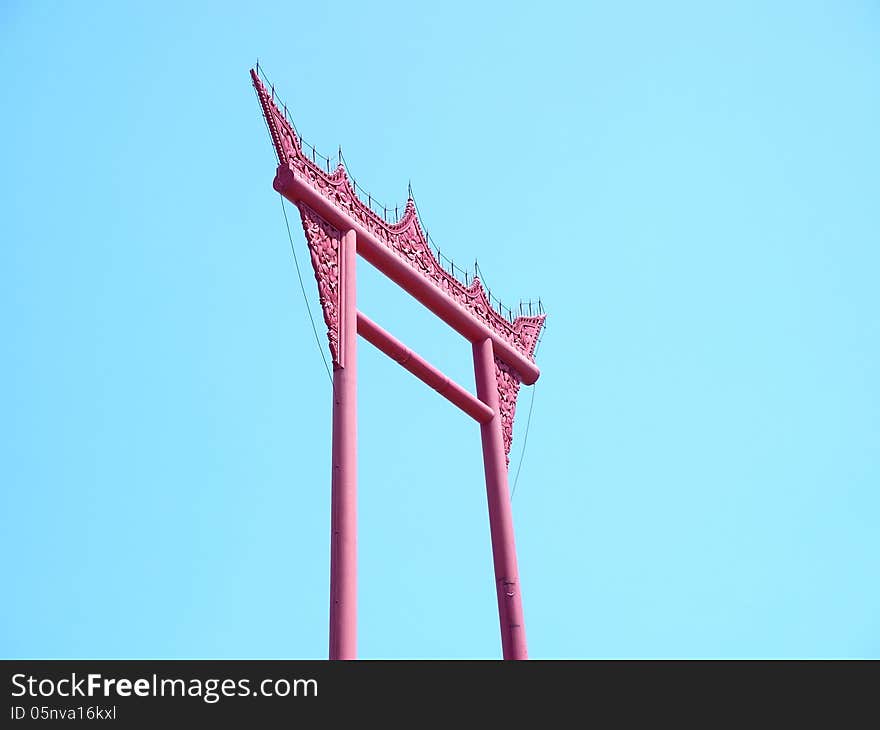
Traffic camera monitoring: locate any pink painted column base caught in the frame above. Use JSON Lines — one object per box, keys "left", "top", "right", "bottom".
{"left": 473, "top": 337, "right": 528, "bottom": 660}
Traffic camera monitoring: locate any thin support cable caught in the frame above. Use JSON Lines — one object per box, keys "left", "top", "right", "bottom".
{"left": 279, "top": 195, "right": 333, "bottom": 385}
{"left": 510, "top": 386, "right": 536, "bottom": 501}
{"left": 511, "top": 332, "right": 546, "bottom": 501}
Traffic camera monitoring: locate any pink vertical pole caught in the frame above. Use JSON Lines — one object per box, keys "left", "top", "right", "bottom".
{"left": 329, "top": 228, "right": 357, "bottom": 660}
{"left": 473, "top": 337, "right": 528, "bottom": 660}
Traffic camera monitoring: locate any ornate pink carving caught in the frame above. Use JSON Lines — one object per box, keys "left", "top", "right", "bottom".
{"left": 252, "top": 70, "right": 545, "bottom": 379}
{"left": 298, "top": 204, "right": 342, "bottom": 367}
{"left": 495, "top": 358, "right": 522, "bottom": 466}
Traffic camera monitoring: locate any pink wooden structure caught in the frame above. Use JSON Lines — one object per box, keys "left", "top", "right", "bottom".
{"left": 251, "top": 68, "right": 545, "bottom": 660}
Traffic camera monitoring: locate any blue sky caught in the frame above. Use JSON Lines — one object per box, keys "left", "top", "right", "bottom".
{"left": 1, "top": 1, "right": 878, "bottom": 658}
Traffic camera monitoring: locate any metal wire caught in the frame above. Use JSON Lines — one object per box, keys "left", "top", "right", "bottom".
{"left": 511, "top": 328, "right": 546, "bottom": 501}
{"left": 279, "top": 195, "right": 333, "bottom": 385}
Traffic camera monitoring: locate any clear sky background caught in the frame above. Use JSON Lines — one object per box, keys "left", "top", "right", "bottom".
{"left": 1, "top": 1, "right": 878, "bottom": 658}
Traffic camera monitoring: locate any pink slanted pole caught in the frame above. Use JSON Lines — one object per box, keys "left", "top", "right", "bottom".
{"left": 329, "top": 228, "right": 358, "bottom": 660}
{"left": 473, "top": 337, "right": 528, "bottom": 660}
{"left": 356, "top": 311, "right": 493, "bottom": 424}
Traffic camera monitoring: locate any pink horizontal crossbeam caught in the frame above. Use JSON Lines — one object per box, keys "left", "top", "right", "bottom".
{"left": 357, "top": 311, "right": 494, "bottom": 424}
{"left": 250, "top": 69, "right": 543, "bottom": 384}
{"left": 273, "top": 164, "right": 541, "bottom": 386}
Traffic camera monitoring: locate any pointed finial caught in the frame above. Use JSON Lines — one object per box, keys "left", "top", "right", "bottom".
{"left": 408, "top": 180, "right": 413, "bottom": 199}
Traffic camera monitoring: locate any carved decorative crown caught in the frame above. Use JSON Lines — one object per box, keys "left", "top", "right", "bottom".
{"left": 251, "top": 68, "right": 545, "bottom": 368}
